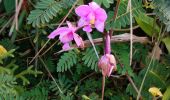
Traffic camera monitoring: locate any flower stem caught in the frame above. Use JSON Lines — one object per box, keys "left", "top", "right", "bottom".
{"left": 105, "top": 32, "right": 111, "bottom": 54}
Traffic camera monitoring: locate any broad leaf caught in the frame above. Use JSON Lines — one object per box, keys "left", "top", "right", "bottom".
{"left": 135, "top": 14, "right": 160, "bottom": 37}
{"left": 162, "top": 37, "right": 170, "bottom": 53}
{"left": 3, "top": 0, "right": 15, "bottom": 13}
{"left": 163, "top": 85, "right": 170, "bottom": 100}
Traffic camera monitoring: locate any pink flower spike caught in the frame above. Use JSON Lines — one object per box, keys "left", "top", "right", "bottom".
{"left": 48, "top": 21, "right": 84, "bottom": 50}
{"left": 75, "top": 2, "right": 107, "bottom": 32}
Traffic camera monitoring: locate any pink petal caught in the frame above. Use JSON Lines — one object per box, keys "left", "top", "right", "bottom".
{"left": 48, "top": 27, "right": 70, "bottom": 39}
{"left": 66, "top": 21, "right": 76, "bottom": 32}
{"left": 95, "top": 20, "right": 104, "bottom": 32}
{"left": 75, "top": 5, "right": 92, "bottom": 17}
{"left": 94, "top": 8, "right": 107, "bottom": 22}
{"left": 59, "top": 32, "right": 73, "bottom": 43}
{"left": 107, "top": 65, "right": 113, "bottom": 77}
{"left": 78, "top": 17, "right": 88, "bottom": 27}
{"left": 62, "top": 43, "right": 71, "bottom": 51}
{"left": 87, "top": 12, "right": 95, "bottom": 21}
{"left": 73, "top": 33, "right": 84, "bottom": 48}
{"left": 83, "top": 25, "right": 92, "bottom": 32}
{"left": 89, "top": 2, "right": 100, "bottom": 10}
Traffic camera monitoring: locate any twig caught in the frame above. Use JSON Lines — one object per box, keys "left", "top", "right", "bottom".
{"left": 78, "top": 72, "right": 96, "bottom": 83}
{"left": 115, "top": 54, "right": 140, "bottom": 95}
{"left": 109, "top": 0, "right": 121, "bottom": 36}
{"left": 39, "top": 58, "right": 63, "bottom": 94}
{"left": 15, "top": 36, "right": 33, "bottom": 42}
{"left": 55, "top": 33, "right": 149, "bottom": 54}
{"left": 128, "top": 0, "right": 133, "bottom": 66}
{"left": 29, "top": 0, "right": 80, "bottom": 64}
{"left": 0, "top": 16, "right": 14, "bottom": 34}
{"left": 40, "top": 40, "right": 58, "bottom": 56}
{"left": 15, "top": 0, "right": 23, "bottom": 31}
{"left": 126, "top": 73, "right": 139, "bottom": 94}
{"left": 28, "top": 37, "right": 63, "bottom": 94}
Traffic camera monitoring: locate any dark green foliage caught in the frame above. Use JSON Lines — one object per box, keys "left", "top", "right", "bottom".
{"left": 21, "top": 87, "right": 48, "bottom": 100}
{"left": 106, "top": 0, "right": 145, "bottom": 30}
{"left": 50, "top": 74, "right": 72, "bottom": 95}
{"left": 3, "top": 0, "right": 15, "bottom": 13}
{"left": 0, "top": 74, "right": 17, "bottom": 96}
{"left": 0, "top": 39, "right": 17, "bottom": 50}
{"left": 44, "top": 57, "right": 55, "bottom": 72}
{"left": 153, "top": 0, "right": 170, "bottom": 31}
{"left": 82, "top": 48, "right": 99, "bottom": 72}
{"left": 1, "top": 0, "right": 170, "bottom": 99}
{"left": 57, "top": 50, "right": 78, "bottom": 72}
{"left": 112, "top": 43, "right": 134, "bottom": 76}
{"left": 126, "top": 60, "right": 170, "bottom": 99}
{"left": 27, "top": 0, "right": 75, "bottom": 27}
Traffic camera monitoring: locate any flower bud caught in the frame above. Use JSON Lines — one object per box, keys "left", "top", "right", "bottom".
{"left": 98, "top": 54, "right": 116, "bottom": 77}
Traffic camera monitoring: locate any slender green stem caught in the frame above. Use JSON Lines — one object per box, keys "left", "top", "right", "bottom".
{"left": 136, "top": 26, "right": 166, "bottom": 100}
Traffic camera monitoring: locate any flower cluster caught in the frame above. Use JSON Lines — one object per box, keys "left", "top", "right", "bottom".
{"left": 75, "top": 2, "right": 107, "bottom": 32}
{"left": 48, "top": 2, "right": 107, "bottom": 51}
{"left": 48, "top": 21, "right": 84, "bottom": 50}
{"left": 48, "top": 2, "right": 116, "bottom": 76}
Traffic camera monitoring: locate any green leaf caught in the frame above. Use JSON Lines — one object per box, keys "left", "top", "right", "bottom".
{"left": 93, "top": 0, "right": 114, "bottom": 8}
{"left": 162, "top": 37, "right": 170, "bottom": 53}
{"left": 3, "top": 0, "right": 15, "bottom": 13}
{"left": 135, "top": 14, "right": 160, "bottom": 37}
{"left": 27, "top": 0, "right": 75, "bottom": 27}
{"left": 163, "top": 85, "right": 170, "bottom": 100}
{"left": 106, "top": 0, "right": 145, "bottom": 30}
{"left": 57, "top": 50, "right": 78, "bottom": 72}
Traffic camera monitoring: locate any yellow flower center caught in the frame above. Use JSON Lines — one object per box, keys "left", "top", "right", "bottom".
{"left": 90, "top": 19, "right": 95, "bottom": 25}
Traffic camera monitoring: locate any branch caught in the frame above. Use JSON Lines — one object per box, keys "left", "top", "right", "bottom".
{"left": 55, "top": 33, "right": 149, "bottom": 54}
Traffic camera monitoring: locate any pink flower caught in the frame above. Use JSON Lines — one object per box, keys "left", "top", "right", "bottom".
{"left": 75, "top": 2, "right": 107, "bottom": 32}
{"left": 48, "top": 21, "right": 84, "bottom": 50}
{"left": 98, "top": 54, "right": 116, "bottom": 77}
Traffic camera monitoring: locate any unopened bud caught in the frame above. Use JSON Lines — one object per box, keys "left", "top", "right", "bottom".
{"left": 98, "top": 54, "right": 116, "bottom": 77}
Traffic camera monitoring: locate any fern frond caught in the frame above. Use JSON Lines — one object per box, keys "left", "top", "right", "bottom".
{"left": 0, "top": 74, "right": 18, "bottom": 97}
{"left": 20, "top": 87, "right": 48, "bottom": 100}
{"left": 57, "top": 50, "right": 78, "bottom": 72}
{"left": 44, "top": 57, "right": 55, "bottom": 72}
{"left": 15, "top": 66, "right": 42, "bottom": 85}
{"left": 153, "top": 0, "right": 170, "bottom": 31}
{"left": 27, "top": 0, "right": 75, "bottom": 27}
{"left": 106, "top": 0, "right": 145, "bottom": 30}
{"left": 82, "top": 48, "right": 99, "bottom": 72}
